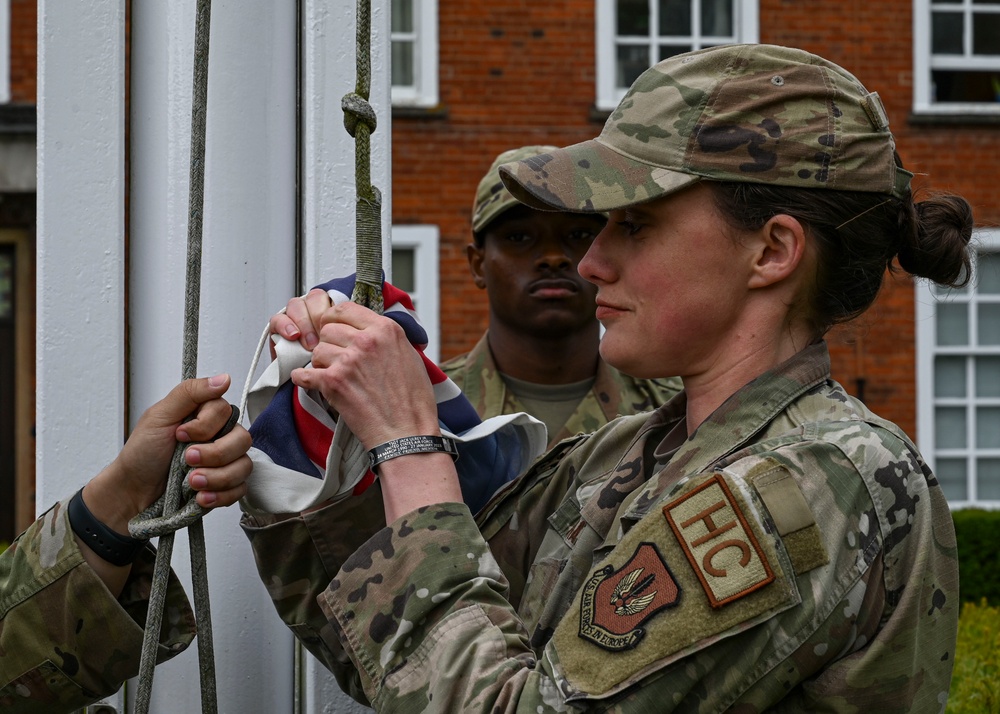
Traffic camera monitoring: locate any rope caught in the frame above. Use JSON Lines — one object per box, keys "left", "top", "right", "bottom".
{"left": 128, "top": 0, "right": 217, "bottom": 711}
{"left": 125, "top": 0, "right": 383, "bottom": 708}
{"left": 342, "top": 0, "right": 383, "bottom": 314}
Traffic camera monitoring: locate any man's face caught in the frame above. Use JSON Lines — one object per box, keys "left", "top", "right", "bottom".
{"left": 469, "top": 205, "right": 606, "bottom": 339}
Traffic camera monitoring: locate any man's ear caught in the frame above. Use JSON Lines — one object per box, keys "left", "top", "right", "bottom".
{"left": 748, "top": 214, "right": 808, "bottom": 289}
{"left": 467, "top": 242, "right": 487, "bottom": 289}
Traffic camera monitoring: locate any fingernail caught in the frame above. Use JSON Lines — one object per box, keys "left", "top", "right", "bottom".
{"left": 199, "top": 491, "right": 218, "bottom": 506}
{"left": 284, "top": 325, "right": 299, "bottom": 339}
{"left": 186, "top": 447, "right": 201, "bottom": 465}
{"left": 305, "top": 334, "right": 319, "bottom": 349}
{"left": 176, "top": 428, "right": 190, "bottom": 442}
{"left": 189, "top": 473, "right": 208, "bottom": 489}
{"left": 209, "top": 374, "right": 228, "bottom": 387}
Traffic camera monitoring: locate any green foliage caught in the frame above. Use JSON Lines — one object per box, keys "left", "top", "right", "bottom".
{"left": 952, "top": 509, "right": 1000, "bottom": 605}
{"left": 948, "top": 599, "right": 1000, "bottom": 714}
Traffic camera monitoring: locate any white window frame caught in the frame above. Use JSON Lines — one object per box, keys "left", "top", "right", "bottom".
{"left": 0, "top": 0, "right": 10, "bottom": 104}
{"left": 913, "top": 0, "right": 1000, "bottom": 115}
{"left": 916, "top": 228, "right": 1000, "bottom": 509}
{"left": 390, "top": 0, "right": 439, "bottom": 108}
{"left": 390, "top": 224, "right": 441, "bottom": 362}
{"left": 595, "top": 0, "right": 758, "bottom": 112}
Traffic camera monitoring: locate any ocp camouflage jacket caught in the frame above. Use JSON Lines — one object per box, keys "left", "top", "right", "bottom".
{"left": 242, "top": 342, "right": 959, "bottom": 713}
{"left": 0, "top": 500, "right": 195, "bottom": 713}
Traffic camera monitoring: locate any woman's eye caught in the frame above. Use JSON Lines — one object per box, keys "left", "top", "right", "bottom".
{"left": 616, "top": 220, "right": 642, "bottom": 236}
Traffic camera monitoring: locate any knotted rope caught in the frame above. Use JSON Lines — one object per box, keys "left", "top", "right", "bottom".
{"left": 125, "top": 0, "right": 384, "bottom": 709}
{"left": 342, "top": 0, "right": 383, "bottom": 314}
{"left": 127, "top": 0, "right": 218, "bottom": 711}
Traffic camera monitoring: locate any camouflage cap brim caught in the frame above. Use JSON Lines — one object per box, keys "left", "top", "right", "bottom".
{"left": 499, "top": 138, "right": 701, "bottom": 214}
{"left": 472, "top": 145, "right": 564, "bottom": 233}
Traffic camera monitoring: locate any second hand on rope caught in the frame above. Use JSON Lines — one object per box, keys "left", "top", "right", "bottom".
{"left": 128, "top": 0, "right": 218, "bottom": 712}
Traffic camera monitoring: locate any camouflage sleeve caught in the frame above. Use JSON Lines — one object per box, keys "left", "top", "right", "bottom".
{"left": 317, "top": 502, "right": 570, "bottom": 713}
{"left": 240, "top": 484, "right": 388, "bottom": 705}
{"left": 0, "top": 500, "right": 195, "bottom": 714}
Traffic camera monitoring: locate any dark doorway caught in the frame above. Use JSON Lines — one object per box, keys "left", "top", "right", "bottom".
{"left": 0, "top": 244, "right": 14, "bottom": 543}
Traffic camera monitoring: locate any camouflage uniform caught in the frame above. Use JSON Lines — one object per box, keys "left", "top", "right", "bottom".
{"left": 242, "top": 45, "right": 958, "bottom": 711}
{"left": 440, "top": 333, "right": 681, "bottom": 449}
{"left": 0, "top": 500, "right": 195, "bottom": 713}
{"left": 242, "top": 342, "right": 959, "bottom": 712}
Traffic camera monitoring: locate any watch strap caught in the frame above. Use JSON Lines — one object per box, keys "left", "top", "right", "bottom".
{"left": 68, "top": 488, "right": 147, "bottom": 566}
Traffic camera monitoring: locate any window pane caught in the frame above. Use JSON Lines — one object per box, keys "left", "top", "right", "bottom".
{"left": 978, "top": 252, "right": 1000, "bottom": 294}
{"left": 977, "top": 458, "right": 1000, "bottom": 500}
{"left": 977, "top": 407, "right": 1000, "bottom": 448}
{"left": 391, "top": 0, "right": 413, "bottom": 33}
{"left": 973, "top": 13, "right": 1000, "bottom": 55}
{"left": 391, "top": 41, "right": 414, "bottom": 88}
{"left": 659, "top": 44, "right": 692, "bottom": 60}
{"left": 936, "top": 406, "right": 967, "bottom": 448}
{"left": 701, "top": 0, "right": 733, "bottom": 36}
{"left": 976, "top": 356, "right": 1000, "bottom": 398}
{"left": 618, "top": 0, "right": 650, "bottom": 36}
{"left": 936, "top": 458, "right": 968, "bottom": 500}
{"left": 658, "top": 0, "right": 691, "bottom": 35}
{"left": 932, "top": 69, "right": 1000, "bottom": 103}
{"left": 932, "top": 12, "right": 964, "bottom": 54}
{"left": 391, "top": 247, "right": 416, "bottom": 293}
{"left": 979, "top": 303, "right": 1000, "bottom": 345}
{"left": 936, "top": 302, "right": 968, "bottom": 346}
{"left": 617, "top": 44, "right": 652, "bottom": 88}
{"left": 935, "top": 356, "right": 967, "bottom": 397}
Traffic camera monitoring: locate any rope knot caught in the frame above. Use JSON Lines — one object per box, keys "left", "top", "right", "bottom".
{"left": 342, "top": 92, "right": 377, "bottom": 137}
{"left": 128, "top": 447, "right": 209, "bottom": 539}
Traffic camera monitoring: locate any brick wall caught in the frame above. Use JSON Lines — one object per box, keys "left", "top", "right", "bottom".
{"left": 393, "top": 0, "right": 606, "bottom": 360}
{"left": 393, "top": 0, "right": 1000, "bottom": 440}
{"left": 10, "top": 0, "right": 36, "bottom": 103}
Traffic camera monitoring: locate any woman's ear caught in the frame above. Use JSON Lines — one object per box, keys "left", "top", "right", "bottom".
{"left": 747, "top": 213, "right": 808, "bottom": 289}
{"left": 467, "top": 242, "right": 487, "bottom": 289}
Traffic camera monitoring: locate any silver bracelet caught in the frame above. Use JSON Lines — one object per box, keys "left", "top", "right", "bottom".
{"left": 368, "top": 435, "right": 459, "bottom": 471}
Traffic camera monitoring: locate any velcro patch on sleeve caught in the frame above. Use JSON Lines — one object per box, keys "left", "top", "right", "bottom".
{"left": 549, "top": 472, "right": 799, "bottom": 700}
{"left": 578, "top": 542, "right": 681, "bottom": 651}
{"left": 748, "top": 460, "right": 829, "bottom": 575}
{"left": 662, "top": 473, "right": 774, "bottom": 608}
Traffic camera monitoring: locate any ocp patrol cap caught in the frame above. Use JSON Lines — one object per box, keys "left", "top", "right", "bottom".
{"left": 471, "top": 145, "right": 560, "bottom": 234}
{"left": 499, "top": 44, "right": 912, "bottom": 214}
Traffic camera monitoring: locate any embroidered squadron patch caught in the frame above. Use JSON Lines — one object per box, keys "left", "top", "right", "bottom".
{"left": 663, "top": 473, "right": 774, "bottom": 608}
{"left": 578, "top": 542, "right": 680, "bottom": 651}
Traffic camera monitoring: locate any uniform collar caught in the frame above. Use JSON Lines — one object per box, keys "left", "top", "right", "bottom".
{"left": 624, "top": 341, "right": 832, "bottom": 521}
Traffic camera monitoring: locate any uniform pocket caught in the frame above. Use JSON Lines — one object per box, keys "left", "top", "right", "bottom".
{"left": 0, "top": 660, "right": 90, "bottom": 714}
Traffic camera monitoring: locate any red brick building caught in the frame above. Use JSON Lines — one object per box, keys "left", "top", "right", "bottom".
{"left": 390, "top": 0, "right": 1000, "bottom": 507}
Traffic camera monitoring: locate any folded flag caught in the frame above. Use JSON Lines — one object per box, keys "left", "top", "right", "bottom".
{"left": 242, "top": 273, "right": 547, "bottom": 515}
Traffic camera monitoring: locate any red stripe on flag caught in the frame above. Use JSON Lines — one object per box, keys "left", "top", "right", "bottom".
{"left": 352, "top": 469, "right": 377, "bottom": 495}
{"left": 382, "top": 282, "right": 416, "bottom": 312}
{"left": 292, "top": 387, "right": 334, "bottom": 468}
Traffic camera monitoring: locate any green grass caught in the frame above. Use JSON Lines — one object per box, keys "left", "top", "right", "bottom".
{"left": 948, "top": 599, "right": 1000, "bottom": 713}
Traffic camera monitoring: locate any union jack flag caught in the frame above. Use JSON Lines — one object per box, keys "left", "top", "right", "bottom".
{"left": 246, "top": 273, "right": 545, "bottom": 514}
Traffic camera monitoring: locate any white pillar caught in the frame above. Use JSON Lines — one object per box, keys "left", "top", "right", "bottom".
{"left": 40, "top": 0, "right": 391, "bottom": 711}
{"left": 127, "top": 1, "right": 299, "bottom": 711}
